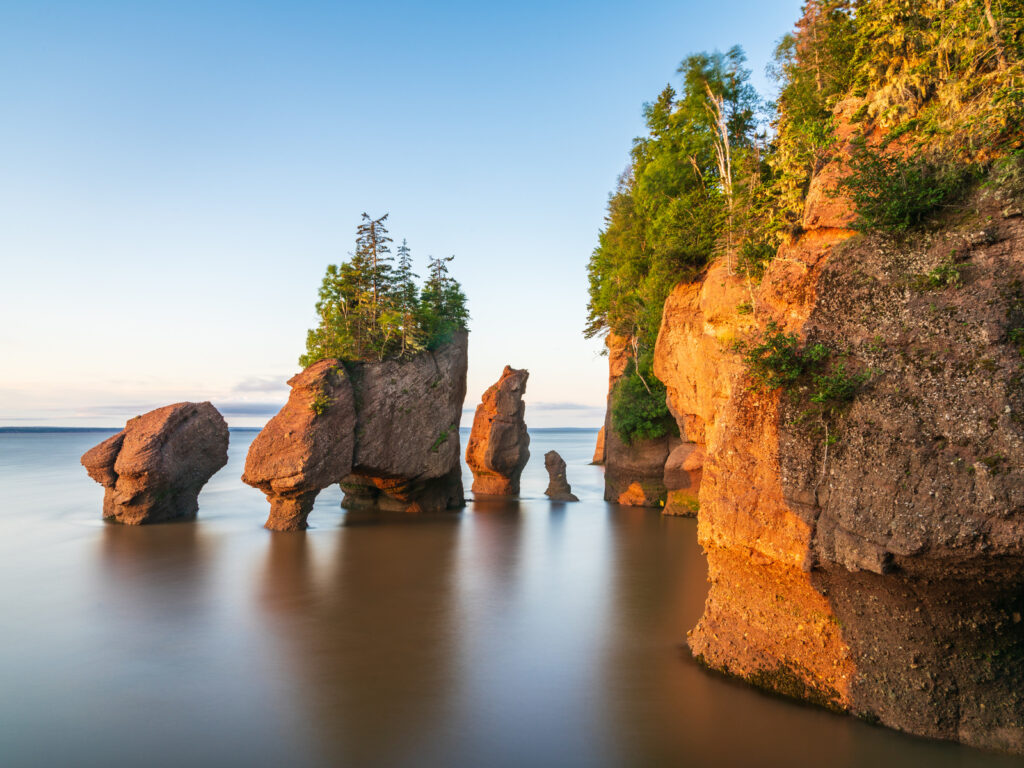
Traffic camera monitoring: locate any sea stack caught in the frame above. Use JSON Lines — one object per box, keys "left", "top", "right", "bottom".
{"left": 81, "top": 402, "right": 229, "bottom": 524}
{"left": 243, "top": 331, "right": 468, "bottom": 528}
{"left": 543, "top": 450, "right": 578, "bottom": 501}
{"left": 241, "top": 360, "right": 356, "bottom": 531}
{"left": 465, "top": 365, "right": 530, "bottom": 496}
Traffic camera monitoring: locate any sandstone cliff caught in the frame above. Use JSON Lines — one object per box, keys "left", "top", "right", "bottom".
{"left": 245, "top": 332, "right": 468, "bottom": 529}
{"left": 82, "top": 402, "right": 229, "bottom": 524}
{"left": 654, "top": 102, "right": 1024, "bottom": 752}
{"left": 465, "top": 365, "right": 530, "bottom": 496}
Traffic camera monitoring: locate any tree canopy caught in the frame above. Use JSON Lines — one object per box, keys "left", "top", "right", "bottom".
{"left": 300, "top": 214, "right": 469, "bottom": 367}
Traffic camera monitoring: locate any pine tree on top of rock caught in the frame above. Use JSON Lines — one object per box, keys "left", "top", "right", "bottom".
{"left": 300, "top": 213, "right": 469, "bottom": 366}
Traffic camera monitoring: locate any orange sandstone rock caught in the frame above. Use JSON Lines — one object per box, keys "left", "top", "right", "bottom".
{"left": 591, "top": 426, "right": 605, "bottom": 465}
{"left": 465, "top": 366, "right": 530, "bottom": 496}
{"left": 242, "top": 360, "right": 356, "bottom": 531}
{"left": 656, "top": 96, "right": 1024, "bottom": 752}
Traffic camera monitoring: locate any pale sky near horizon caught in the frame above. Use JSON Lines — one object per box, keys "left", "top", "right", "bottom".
{"left": 0, "top": 0, "right": 804, "bottom": 428}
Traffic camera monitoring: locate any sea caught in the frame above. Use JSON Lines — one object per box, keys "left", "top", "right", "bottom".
{"left": 0, "top": 427, "right": 1019, "bottom": 768}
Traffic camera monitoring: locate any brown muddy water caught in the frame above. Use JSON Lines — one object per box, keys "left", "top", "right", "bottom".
{"left": 0, "top": 428, "right": 1020, "bottom": 768}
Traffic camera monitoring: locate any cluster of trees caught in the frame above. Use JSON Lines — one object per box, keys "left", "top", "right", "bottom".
{"left": 587, "top": 0, "right": 1023, "bottom": 443}
{"left": 300, "top": 214, "right": 469, "bottom": 366}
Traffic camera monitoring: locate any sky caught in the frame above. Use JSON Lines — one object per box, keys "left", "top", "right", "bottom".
{"left": 0, "top": 0, "right": 804, "bottom": 428}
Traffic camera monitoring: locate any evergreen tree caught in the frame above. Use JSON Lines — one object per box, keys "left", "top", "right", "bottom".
{"left": 301, "top": 215, "right": 469, "bottom": 366}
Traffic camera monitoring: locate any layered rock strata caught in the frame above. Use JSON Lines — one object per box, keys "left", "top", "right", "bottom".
{"left": 244, "top": 332, "right": 468, "bottom": 529}
{"left": 465, "top": 366, "right": 530, "bottom": 496}
{"left": 656, "top": 100, "right": 1024, "bottom": 752}
{"left": 81, "top": 402, "right": 229, "bottom": 524}
{"left": 543, "top": 450, "right": 578, "bottom": 502}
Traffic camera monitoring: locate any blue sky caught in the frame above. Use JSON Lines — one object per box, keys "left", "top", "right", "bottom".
{"left": 0, "top": 0, "right": 804, "bottom": 427}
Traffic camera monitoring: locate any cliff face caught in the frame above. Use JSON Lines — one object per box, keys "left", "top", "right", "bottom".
{"left": 603, "top": 333, "right": 677, "bottom": 507}
{"left": 655, "top": 105, "right": 1024, "bottom": 751}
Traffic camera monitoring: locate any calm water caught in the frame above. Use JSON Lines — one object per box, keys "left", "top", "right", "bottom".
{"left": 0, "top": 428, "right": 1021, "bottom": 768}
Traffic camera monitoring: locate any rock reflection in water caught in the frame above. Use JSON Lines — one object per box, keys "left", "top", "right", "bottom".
{"left": 257, "top": 513, "right": 462, "bottom": 768}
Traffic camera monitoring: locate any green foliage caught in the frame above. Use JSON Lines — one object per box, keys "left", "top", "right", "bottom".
{"left": 430, "top": 425, "right": 453, "bottom": 452}
{"left": 310, "top": 388, "right": 332, "bottom": 416}
{"left": 810, "top": 363, "right": 870, "bottom": 414}
{"left": 300, "top": 214, "right": 469, "bottom": 366}
{"left": 610, "top": 354, "right": 677, "bottom": 445}
{"left": 843, "top": 141, "right": 976, "bottom": 232}
{"left": 735, "top": 321, "right": 829, "bottom": 391}
{"left": 586, "top": 46, "right": 761, "bottom": 350}
{"left": 913, "top": 261, "right": 963, "bottom": 291}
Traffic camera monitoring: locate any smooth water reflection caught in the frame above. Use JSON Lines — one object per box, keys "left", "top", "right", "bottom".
{"left": 1, "top": 429, "right": 1021, "bottom": 767}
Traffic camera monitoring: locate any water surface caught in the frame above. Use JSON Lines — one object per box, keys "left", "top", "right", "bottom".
{"left": 0, "top": 428, "right": 1019, "bottom": 767}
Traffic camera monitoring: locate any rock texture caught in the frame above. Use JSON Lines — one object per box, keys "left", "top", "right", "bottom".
{"left": 543, "top": 450, "right": 578, "bottom": 502}
{"left": 245, "top": 332, "right": 469, "bottom": 529}
{"left": 591, "top": 426, "right": 605, "bottom": 465}
{"left": 81, "top": 402, "right": 228, "bottom": 524}
{"left": 242, "top": 360, "right": 356, "bottom": 531}
{"left": 602, "top": 333, "right": 676, "bottom": 507}
{"left": 465, "top": 366, "right": 530, "bottom": 496}
{"left": 655, "top": 98, "right": 1024, "bottom": 752}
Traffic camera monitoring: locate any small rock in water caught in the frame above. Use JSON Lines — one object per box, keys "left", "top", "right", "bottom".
{"left": 544, "top": 450, "right": 579, "bottom": 502}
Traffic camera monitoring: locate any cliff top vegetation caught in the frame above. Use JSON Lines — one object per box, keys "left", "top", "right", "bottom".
{"left": 587, "top": 0, "right": 1023, "bottom": 443}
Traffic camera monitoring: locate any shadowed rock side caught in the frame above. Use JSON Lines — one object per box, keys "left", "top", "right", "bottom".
{"left": 340, "top": 330, "right": 468, "bottom": 514}
{"left": 245, "top": 332, "right": 469, "bottom": 528}
{"left": 543, "top": 450, "right": 578, "bottom": 501}
{"left": 655, "top": 98, "right": 1024, "bottom": 753}
{"left": 242, "top": 360, "right": 356, "bottom": 531}
{"left": 602, "top": 333, "right": 677, "bottom": 507}
{"left": 81, "top": 402, "right": 228, "bottom": 524}
{"left": 465, "top": 365, "right": 530, "bottom": 496}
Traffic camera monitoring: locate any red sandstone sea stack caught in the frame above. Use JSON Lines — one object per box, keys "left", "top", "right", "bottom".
{"left": 465, "top": 366, "right": 530, "bottom": 496}
{"left": 81, "top": 401, "right": 229, "bottom": 524}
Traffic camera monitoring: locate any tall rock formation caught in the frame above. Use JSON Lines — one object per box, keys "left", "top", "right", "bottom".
{"left": 655, "top": 99, "right": 1024, "bottom": 752}
{"left": 244, "top": 332, "right": 469, "bottom": 529}
{"left": 465, "top": 366, "right": 530, "bottom": 496}
{"left": 602, "top": 333, "right": 676, "bottom": 507}
{"left": 543, "top": 450, "right": 579, "bottom": 502}
{"left": 81, "top": 402, "right": 229, "bottom": 524}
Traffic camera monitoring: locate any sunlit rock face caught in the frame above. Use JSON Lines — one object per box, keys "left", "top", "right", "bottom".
{"left": 602, "top": 333, "right": 675, "bottom": 507}
{"left": 465, "top": 365, "right": 530, "bottom": 496}
{"left": 591, "top": 426, "right": 605, "bottom": 465}
{"left": 656, "top": 99, "right": 1024, "bottom": 753}
{"left": 543, "top": 450, "right": 578, "bottom": 502}
{"left": 245, "top": 332, "right": 468, "bottom": 529}
{"left": 81, "top": 402, "right": 228, "bottom": 524}
{"left": 242, "top": 360, "right": 356, "bottom": 531}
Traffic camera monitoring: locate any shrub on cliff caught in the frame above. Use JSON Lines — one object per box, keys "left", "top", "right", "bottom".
{"left": 843, "top": 141, "right": 978, "bottom": 232}
{"left": 610, "top": 354, "right": 677, "bottom": 445}
{"left": 300, "top": 214, "right": 469, "bottom": 366}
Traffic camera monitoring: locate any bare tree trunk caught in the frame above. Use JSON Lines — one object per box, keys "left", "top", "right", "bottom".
{"left": 706, "top": 83, "right": 734, "bottom": 272}
{"left": 984, "top": 0, "right": 1009, "bottom": 70}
